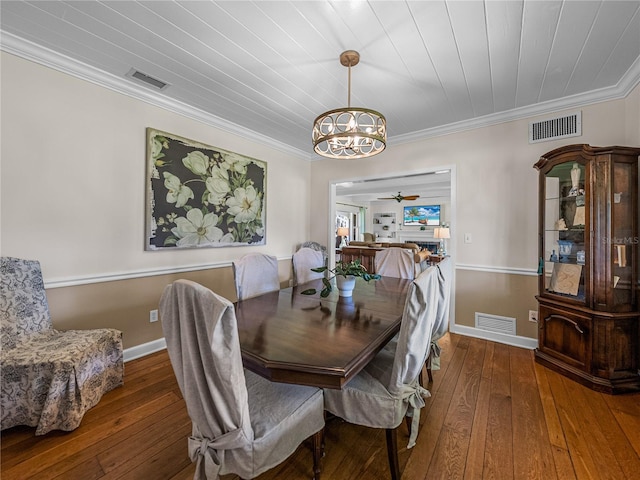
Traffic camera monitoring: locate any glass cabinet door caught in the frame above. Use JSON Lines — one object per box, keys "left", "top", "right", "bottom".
{"left": 611, "top": 161, "right": 635, "bottom": 308}
{"left": 542, "top": 162, "right": 587, "bottom": 302}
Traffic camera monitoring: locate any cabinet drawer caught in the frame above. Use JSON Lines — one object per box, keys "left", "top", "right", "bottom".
{"left": 539, "top": 304, "right": 592, "bottom": 370}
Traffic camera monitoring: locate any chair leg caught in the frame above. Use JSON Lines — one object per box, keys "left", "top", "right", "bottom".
{"left": 312, "top": 429, "right": 323, "bottom": 480}
{"left": 426, "top": 355, "right": 434, "bottom": 383}
{"left": 385, "top": 428, "right": 401, "bottom": 480}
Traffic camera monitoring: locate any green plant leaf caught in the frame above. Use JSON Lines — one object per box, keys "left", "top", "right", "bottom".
{"left": 311, "top": 266, "right": 328, "bottom": 273}
{"left": 320, "top": 287, "right": 331, "bottom": 297}
{"left": 300, "top": 288, "right": 317, "bottom": 295}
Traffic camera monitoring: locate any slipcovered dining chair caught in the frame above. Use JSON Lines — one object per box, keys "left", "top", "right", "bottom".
{"left": 422, "top": 256, "right": 453, "bottom": 385}
{"left": 0, "top": 256, "right": 123, "bottom": 435}
{"left": 323, "top": 266, "right": 439, "bottom": 480}
{"left": 232, "top": 253, "right": 280, "bottom": 301}
{"left": 375, "top": 247, "right": 415, "bottom": 279}
{"left": 159, "top": 280, "right": 325, "bottom": 480}
{"left": 293, "top": 247, "right": 325, "bottom": 285}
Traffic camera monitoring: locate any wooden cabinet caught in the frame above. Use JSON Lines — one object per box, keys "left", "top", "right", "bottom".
{"left": 340, "top": 247, "right": 379, "bottom": 273}
{"left": 534, "top": 144, "right": 640, "bottom": 393}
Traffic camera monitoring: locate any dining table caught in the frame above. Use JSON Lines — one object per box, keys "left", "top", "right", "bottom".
{"left": 234, "top": 275, "right": 412, "bottom": 389}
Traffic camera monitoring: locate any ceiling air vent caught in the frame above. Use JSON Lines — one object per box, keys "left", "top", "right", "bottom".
{"left": 126, "top": 68, "right": 169, "bottom": 91}
{"left": 528, "top": 111, "right": 581, "bottom": 144}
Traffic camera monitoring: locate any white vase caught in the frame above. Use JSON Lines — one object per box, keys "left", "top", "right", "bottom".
{"left": 336, "top": 275, "right": 356, "bottom": 297}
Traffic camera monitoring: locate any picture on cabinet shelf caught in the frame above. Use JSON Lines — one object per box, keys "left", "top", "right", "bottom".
{"left": 145, "top": 128, "right": 267, "bottom": 250}
{"left": 549, "top": 263, "right": 582, "bottom": 296}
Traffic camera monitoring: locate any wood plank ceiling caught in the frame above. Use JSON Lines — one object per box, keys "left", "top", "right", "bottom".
{"left": 1, "top": 1, "right": 639, "bottom": 158}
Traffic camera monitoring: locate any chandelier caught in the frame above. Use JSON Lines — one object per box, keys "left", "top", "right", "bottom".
{"left": 312, "top": 50, "right": 386, "bottom": 159}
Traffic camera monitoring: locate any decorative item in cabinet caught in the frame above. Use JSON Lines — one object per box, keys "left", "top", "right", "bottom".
{"left": 373, "top": 213, "right": 396, "bottom": 239}
{"left": 534, "top": 144, "right": 640, "bottom": 394}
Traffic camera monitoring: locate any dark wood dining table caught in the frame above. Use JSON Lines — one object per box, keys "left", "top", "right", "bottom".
{"left": 234, "top": 276, "right": 412, "bottom": 389}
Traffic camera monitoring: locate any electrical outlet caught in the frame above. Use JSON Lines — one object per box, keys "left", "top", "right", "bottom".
{"left": 464, "top": 233, "right": 472, "bottom": 243}
{"left": 149, "top": 309, "right": 159, "bottom": 323}
{"left": 528, "top": 310, "right": 538, "bottom": 323}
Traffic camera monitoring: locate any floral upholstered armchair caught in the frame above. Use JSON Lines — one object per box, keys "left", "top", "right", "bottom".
{"left": 0, "top": 257, "right": 124, "bottom": 435}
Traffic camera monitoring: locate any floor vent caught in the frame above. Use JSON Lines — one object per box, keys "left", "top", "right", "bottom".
{"left": 528, "top": 111, "right": 581, "bottom": 143}
{"left": 126, "top": 68, "right": 170, "bottom": 91}
{"left": 475, "top": 312, "right": 516, "bottom": 335}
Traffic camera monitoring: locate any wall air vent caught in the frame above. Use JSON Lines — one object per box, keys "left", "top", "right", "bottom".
{"left": 475, "top": 312, "right": 516, "bottom": 335}
{"left": 126, "top": 68, "right": 169, "bottom": 91}
{"left": 528, "top": 111, "right": 581, "bottom": 144}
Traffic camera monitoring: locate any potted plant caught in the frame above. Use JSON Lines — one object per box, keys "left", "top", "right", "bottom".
{"left": 301, "top": 259, "right": 380, "bottom": 297}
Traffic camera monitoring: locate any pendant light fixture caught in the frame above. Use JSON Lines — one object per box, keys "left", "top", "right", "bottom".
{"left": 312, "top": 50, "right": 386, "bottom": 159}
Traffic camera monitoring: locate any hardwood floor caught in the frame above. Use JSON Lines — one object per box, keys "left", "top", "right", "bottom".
{"left": 2, "top": 333, "right": 639, "bottom": 479}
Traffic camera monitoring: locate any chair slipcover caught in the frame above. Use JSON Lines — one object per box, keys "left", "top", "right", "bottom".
{"left": 232, "top": 253, "right": 280, "bottom": 301}
{"left": 375, "top": 248, "right": 415, "bottom": 280}
{"left": 0, "top": 257, "right": 123, "bottom": 435}
{"left": 429, "top": 256, "right": 453, "bottom": 370}
{"left": 323, "top": 266, "right": 439, "bottom": 449}
{"left": 159, "top": 280, "right": 324, "bottom": 480}
{"left": 293, "top": 247, "right": 325, "bottom": 285}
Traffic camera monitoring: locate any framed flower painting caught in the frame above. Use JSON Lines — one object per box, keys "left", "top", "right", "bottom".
{"left": 146, "top": 128, "right": 267, "bottom": 250}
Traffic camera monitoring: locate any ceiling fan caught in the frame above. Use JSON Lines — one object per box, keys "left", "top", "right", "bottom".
{"left": 377, "top": 191, "right": 421, "bottom": 202}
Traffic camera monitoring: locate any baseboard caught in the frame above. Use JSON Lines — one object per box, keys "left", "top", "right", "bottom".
{"left": 124, "top": 325, "right": 538, "bottom": 364}
{"left": 450, "top": 324, "right": 538, "bottom": 350}
{"left": 123, "top": 338, "right": 167, "bottom": 362}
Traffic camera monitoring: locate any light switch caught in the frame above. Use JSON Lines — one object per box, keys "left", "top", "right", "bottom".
{"left": 464, "top": 233, "right": 472, "bottom": 244}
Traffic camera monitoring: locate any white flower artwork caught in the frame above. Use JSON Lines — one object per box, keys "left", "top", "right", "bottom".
{"left": 146, "top": 128, "right": 267, "bottom": 249}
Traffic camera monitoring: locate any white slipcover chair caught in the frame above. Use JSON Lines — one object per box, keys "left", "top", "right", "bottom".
{"left": 293, "top": 247, "right": 325, "bottom": 285}
{"left": 423, "top": 256, "right": 453, "bottom": 383}
{"left": 375, "top": 247, "right": 415, "bottom": 279}
{"left": 159, "top": 280, "right": 325, "bottom": 480}
{"left": 232, "top": 253, "right": 280, "bottom": 301}
{"left": 0, "top": 257, "right": 123, "bottom": 435}
{"left": 323, "top": 266, "right": 439, "bottom": 480}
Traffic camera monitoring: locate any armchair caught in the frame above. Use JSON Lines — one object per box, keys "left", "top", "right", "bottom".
{"left": 0, "top": 257, "right": 123, "bottom": 435}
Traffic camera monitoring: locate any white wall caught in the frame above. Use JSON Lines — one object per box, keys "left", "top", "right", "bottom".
{"left": 0, "top": 53, "right": 311, "bottom": 284}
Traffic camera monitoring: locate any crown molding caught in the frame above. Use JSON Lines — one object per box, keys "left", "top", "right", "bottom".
{"left": 3, "top": 30, "right": 638, "bottom": 159}
{"left": 0, "top": 31, "right": 311, "bottom": 160}
{"left": 393, "top": 56, "right": 640, "bottom": 146}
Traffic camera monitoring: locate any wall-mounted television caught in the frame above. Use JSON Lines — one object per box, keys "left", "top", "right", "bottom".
{"left": 403, "top": 205, "right": 441, "bottom": 226}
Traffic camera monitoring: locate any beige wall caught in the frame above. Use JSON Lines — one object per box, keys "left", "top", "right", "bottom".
{"left": 45, "top": 260, "right": 291, "bottom": 349}
{"left": 1, "top": 50, "right": 638, "bottom": 352}
{"left": 310, "top": 88, "right": 640, "bottom": 342}
{"left": 1, "top": 53, "right": 309, "bottom": 349}
{"left": 455, "top": 270, "right": 539, "bottom": 339}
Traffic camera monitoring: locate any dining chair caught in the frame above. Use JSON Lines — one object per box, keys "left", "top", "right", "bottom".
{"left": 293, "top": 247, "right": 325, "bottom": 285}
{"left": 232, "top": 253, "right": 280, "bottom": 301}
{"left": 0, "top": 256, "right": 123, "bottom": 435}
{"left": 159, "top": 279, "right": 325, "bottom": 480}
{"left": 323, "top": 266, "right": 439, "bottom": 480}
{"left": 375, "top": 247, "right": 415, "bottom": 279}
{"left": 422, "top": 256, "right": 453, "bottom": 384}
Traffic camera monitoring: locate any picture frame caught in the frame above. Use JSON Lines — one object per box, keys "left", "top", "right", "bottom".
{"left": 403, "top": 205, "right": 440, "bottom": 226}
{"left": 549, "top": 263, "right": 582, "bottom": 296}
{"left": 146, "top": 128, "right": 267, "bottom": 250}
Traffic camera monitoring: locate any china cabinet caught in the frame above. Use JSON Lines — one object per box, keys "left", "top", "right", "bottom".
{"left": 534, "top": 144, "right": 640, "bottom": 393}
